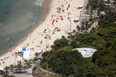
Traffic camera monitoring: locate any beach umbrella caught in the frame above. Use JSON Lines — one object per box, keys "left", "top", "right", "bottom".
{"left": 61, "top": 17, "right": 63, "bottom": 20}
{"left": 57, "top": 11, "right": 59, "bottom": 13}
{"left": 41, "top": 33, "right": 44, "bottom": 36}
{"left": 43, "top": 30, "right": 45, "bottom": 33}
{"left": 44, "top": 36, "right": 46, "bottom": 39}
{"left": 52, "top": 20, "right": 55, "bottom": 24}
{"left": 68, "top": 12, "right": 70, "bottom": 15}
{"left": 40, "top": 41, "right": 42, "bottom": 44}
{"left": 27, "top": 43, "right": 29, "bottom": 46}
{"left": 66, "top": 7, "right": 68, "bottom": 10}
{"left": 37, "top": 58, "right": 42, "bottom": 62}
{"left": 22, "top": 48, "right": 26, "bottom": 51}
{"left": 57, "top": 29, "right": 60, "bottom": 32}
{"left": 52, "top": 21, "right": 54, "bottom": 24}
{"left": 68, "top": 4, "right": 70, "bottom": 7}
{"left": 67, "top": 17, "right": 70, "bottom": 19}
{"left": 78, "top": 7, "right": 80, "bottom": 9}
{"left": 55, "top": 27, "right": 58, "bottom": 30}
{"left": 58, "top": 7, "right": 61, "bottom": 10}
{"left": 57, "top": 7, "right": 61, "bottom": 10}
{"left": 62, "top": 9, "right": 65, "bottom": 12}
{"left": 15, "top": 52, "right": 17, "bottom": 54}
{"left": 59, "top": 10, "right": 61, "bottom": 13}
{"left": 60, "top": 14, "right": 62, "bottom": 17}
{"left": 46, "top": 45, "right": 49, "bottom": 48}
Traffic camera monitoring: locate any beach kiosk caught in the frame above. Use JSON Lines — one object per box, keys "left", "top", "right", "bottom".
{"left": 22, "top": 47, "right": 31, "bottom": 60}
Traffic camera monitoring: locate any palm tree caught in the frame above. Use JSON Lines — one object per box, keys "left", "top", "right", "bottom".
{"left": 76, "top": 25, "right": 81, "bottom": 32}
{"left": 10, "top": 75, "right": 16, "bottom": 77}
{"left": 26, "top": 61, "right": 31, "bottom": 68}
{"left": 33, "top": 57, "right": 38, "bottom": 62}
{"left": 29, "top": 59, "right": 32, "bottom": 62}
{"left": 2, "top": 73, "right": 9, "bottom": 77}
{"left": 81, "top": 24, "right": 85, "bottom": 32}
{"left": 10, "top": 64, "right": 14, "bottom": 72}
{"left": 17, "top": 61, "right": 23, "bottom": 73}
{"left": 73, "top": 30, "right": 76, "bottom": 34}
{"left": 90, "top": 27, "right": 96, "bottom": 33}
{"left": 4, "top": 66, "right": 9, "bottom": 73}
{"left": 14, "top": 68, "right": 18, "bottom": 73}
{"left": 22, "top": 66, "right": 27, "bottom": 72}
{"left": 35, "top": 52, "right": 39, "bottom": 58}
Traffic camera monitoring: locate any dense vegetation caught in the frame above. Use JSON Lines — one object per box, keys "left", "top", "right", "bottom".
{"left": 40, "top": 12, "right": 116, "bottom": 77}
{"left": 87, "top": 0, "right": 116, "bottom": 15}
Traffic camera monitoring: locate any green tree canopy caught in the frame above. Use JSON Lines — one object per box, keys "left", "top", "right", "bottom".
{"left": 97, "top": 27, "right": 116, "bottom": 41}
{"left": 51, "top": 37, "right": 69, "bottom": 50}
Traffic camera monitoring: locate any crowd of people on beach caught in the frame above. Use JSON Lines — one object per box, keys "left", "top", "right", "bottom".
{"left": 0, "top": 0, "right": 84, "bottom": 68}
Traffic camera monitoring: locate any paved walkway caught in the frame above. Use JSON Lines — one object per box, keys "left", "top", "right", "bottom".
{"left": 39, "top": 67, "right": 56, "bottom": 75}
{"left": 14, "top": 68, "right": 33, "bottom": 77}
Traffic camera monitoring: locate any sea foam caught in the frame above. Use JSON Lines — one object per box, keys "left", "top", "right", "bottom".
{"left": 35, "top": 0, "right": 44, "bottom": 6}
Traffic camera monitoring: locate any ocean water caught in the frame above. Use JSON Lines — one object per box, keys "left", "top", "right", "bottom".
{"left": 0, "top": 0, "right": 44, "bottom": 54}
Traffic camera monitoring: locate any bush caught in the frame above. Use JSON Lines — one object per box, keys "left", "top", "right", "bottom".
{"left": 33, "top": 66, "right": 37, "bottom": 71}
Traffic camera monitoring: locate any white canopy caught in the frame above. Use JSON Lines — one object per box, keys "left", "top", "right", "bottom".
{"left": 23, "top": 47, "right": 31, "bottom": 60}
{"left": 74, "top": 48, "right": 97, "bottom": 57}
{"left": 17, "top": 47, "right": 22, "bottom": 52}
{"left": 0, "top": 67, "right": 4, "bottom": 70}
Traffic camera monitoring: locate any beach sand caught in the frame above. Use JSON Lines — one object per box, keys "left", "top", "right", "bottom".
{"left": 0, "top": 0, "right": 85, "bottom": 68}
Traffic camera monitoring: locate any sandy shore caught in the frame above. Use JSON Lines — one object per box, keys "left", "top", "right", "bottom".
{"left": 0, "top": 0, "right": 85, "bottom": 68}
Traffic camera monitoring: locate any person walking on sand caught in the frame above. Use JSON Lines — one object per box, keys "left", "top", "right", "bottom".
{"left": 40, "top": 40, "right": 43, "bottom": 44}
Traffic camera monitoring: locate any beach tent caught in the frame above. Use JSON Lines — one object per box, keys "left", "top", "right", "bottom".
{"left": 22, "top": 47, "right": 31, "bottom": 60}
{"left": 0, "top": 68, "right": 4, "bottom": 71}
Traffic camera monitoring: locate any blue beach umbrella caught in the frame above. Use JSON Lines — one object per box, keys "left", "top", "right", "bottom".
{"left": 22, "top": 48, "right": 26, "bottom": 51}
{"left": 37, "top": 58, "right": 42, "bottom": 62}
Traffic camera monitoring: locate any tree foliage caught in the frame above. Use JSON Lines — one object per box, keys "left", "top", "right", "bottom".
{"left": 41, "top": 13, "right": 116, "bottom": 77}
{"left": 51, "top": 37, "right": 69, "bottom": 50}
{"left": 98, "top": 13, "right": 116, "bottom": 28}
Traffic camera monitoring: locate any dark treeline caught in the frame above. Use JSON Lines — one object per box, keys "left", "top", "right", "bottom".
{"left": 40, "top": 11, "right": 116, "bottom": 77}
{"left": 40, "top": 0, "right": 116, "bottom": 77}
{"left": 86, "top": 0, "right": 116, "bottom": 15}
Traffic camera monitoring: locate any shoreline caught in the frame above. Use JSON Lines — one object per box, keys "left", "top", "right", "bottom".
{"left": 0, "top": 0, "right": 53, "bottom": 57}
{"left": 0, "top": 0, "right": 85, "bottom": 68}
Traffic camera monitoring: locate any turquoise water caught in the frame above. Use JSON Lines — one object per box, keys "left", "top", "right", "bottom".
{"left": 0, "top": 0, "right": 44, "bottom": 54}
